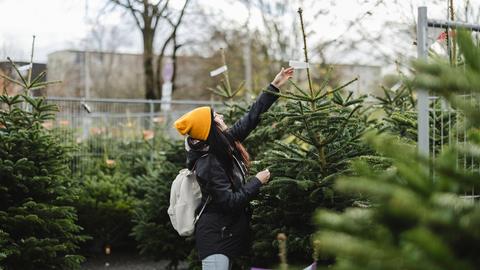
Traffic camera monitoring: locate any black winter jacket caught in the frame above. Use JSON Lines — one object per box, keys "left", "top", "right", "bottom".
{"left": 186, "top": 84, "right": 279, "bottom": 260}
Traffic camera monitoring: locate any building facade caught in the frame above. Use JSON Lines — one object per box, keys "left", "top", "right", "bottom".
{"left": 47, "top": 50, "right": 144, "bottom": 98}
{"left": 46, "top": 50, "right": 382, "bottom": 100}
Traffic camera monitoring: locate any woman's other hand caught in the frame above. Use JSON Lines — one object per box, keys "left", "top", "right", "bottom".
{"left": 256, "top": 169, "right": 271, "bottom": 184}
{"left": 271, "top": 67, "right": 294, "bottom": 89}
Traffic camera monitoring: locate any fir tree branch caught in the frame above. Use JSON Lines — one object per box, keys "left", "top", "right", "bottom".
{"left": 263, "top": 89, "right": 313, "bottom": 102}
{"left": 6, "top": 57, "right": 28, "bottom": 88}
{"left": 27, "top": 35, "right": 35, "bottom": 86}
{"left": 29, "top": 71, "right": 47, "bottom": 87}
{"left": 298, "top": 8, "right": 314, "bottom": 99}
{"left": 314, "top": 77, "right": 359, "bottom": 102}
{"left": 317, "top": 66, "right": 334, "bottom": 95}
{"left": 0, "top": 74, "right": 25, "bottom": 88}
{"left": 288, "top": 79, "right": 310, "bottom": 97}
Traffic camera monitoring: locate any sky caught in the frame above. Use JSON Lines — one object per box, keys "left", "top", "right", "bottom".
{"left": 0, "top": 0, "right": 89, "bottom": 62}
{"left": 0, "top": 0, "right": 478, "bottom": 67}
{"left": 0, "top": 0, "right": 256, "bottom": 62}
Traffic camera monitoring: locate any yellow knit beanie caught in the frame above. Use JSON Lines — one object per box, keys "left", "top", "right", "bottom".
{"left": 174, "top": 106, "right": 212, "bottom": 141}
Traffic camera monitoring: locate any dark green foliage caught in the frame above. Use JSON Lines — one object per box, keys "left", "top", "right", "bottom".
{"left": 73, "top": 159, "right": 137, "bottom": 253}
{"left": 249, "top": 85, "right": 378, "bottom": 267}
{"left": 130, "top": 138, "right": 192, "bottom": 269}
{"left": 0, "top": 93, "right": 86, "bottom": 269}
{"left": 375, "top": 84, "right": 418, "bottom": 141}
{"left": 375, "top": 83, "right": 458, "bottom": 154}
{"left": 71, "top": 135, "right": 159, "bottom": 254}
{"left": 73, "top": 136, "right": 155, "bottom": 178}
{"left": 315, "top": 132, "right": 480, "bottom": 270}
{"left": 186, "top": 249, "right": 201, "bottom": 270}
{"left": 314, "top": 30, "right": 480, "bottom": 270}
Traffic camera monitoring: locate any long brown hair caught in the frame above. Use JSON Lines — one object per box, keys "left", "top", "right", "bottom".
{"left": 207, "top": 121, "right": 251, "bottom": 177}
{"left": 234, "top": 140, "right": 250, "bottom": 171}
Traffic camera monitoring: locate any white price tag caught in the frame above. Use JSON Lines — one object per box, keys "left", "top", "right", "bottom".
{"left": 210, "top": 65, "right": 228, "bottom": 77}
{"left": 18, "top": 64, "right": 32, "bottom": 74}
{"left": 81, "top": 103, "right": 92, "bottom": 113}
{"left": 18, "top": 64, "right": 32, "bottom": 71}
{"left": 289, "top": 60, "right": 309, "bottom": 69}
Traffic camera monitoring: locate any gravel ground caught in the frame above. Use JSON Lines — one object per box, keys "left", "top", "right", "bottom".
{"left": 81, "top": 253, "right": 188, "bottom": 270}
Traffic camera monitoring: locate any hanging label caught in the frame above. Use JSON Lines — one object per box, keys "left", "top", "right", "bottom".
{"left": 81, "top": 102, "right": 92, "bottom": 113}
{"left": 210, "top": 65, "right": 228, "bottom": 77}
{"left": 18, "top": 63, "right": 32, "bottom": 71}
{"left": 289, "top": 60, "right": 309, "bottom": 69}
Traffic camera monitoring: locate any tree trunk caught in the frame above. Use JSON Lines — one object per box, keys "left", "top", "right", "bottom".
{"left": 171, "top": 35, "right": 179, "bottom": 94}
{"left": 155, "top": 0, "right": 190, "bottom": 99}
{"left": 143, "top": 28, "right": 156, "bottom": 100}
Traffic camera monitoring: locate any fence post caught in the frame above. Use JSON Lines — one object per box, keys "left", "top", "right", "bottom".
{"left": 417, "top": 6, "right": 430, "bottom": 156}
{"left": 149, "top": 99, "right": 154, "bottom": 162}
{"left": 149, "top": 100, "right": 154, "bottom": 130}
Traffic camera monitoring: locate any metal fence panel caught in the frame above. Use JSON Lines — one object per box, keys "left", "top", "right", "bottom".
{"left": 417, "top": 6, "right": 480, "bottom": 200}
{"left": 43, "top": 97, "right": 226, "bottom": 176}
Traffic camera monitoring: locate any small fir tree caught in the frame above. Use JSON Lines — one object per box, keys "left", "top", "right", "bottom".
{"left": 0, "top": 45, "right": 86, "bottom": 269}
{"left": 246, "top": 9, "right": 381, "bottom": 267}
{"left": 374, "top": 81, "right": 457, "bottom": 152}
{"left": 130, "top": 138, "right": 190, "bottom": 269}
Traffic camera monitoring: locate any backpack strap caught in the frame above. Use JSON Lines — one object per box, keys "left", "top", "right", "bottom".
{"left": 193, "top": 153, "right": 210, "bottom": 225}
{"left": 194, "top": 195, "right": 210, "bottom": 225}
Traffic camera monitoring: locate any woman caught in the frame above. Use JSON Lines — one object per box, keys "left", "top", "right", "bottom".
{"left": 174, "top": 67, "right": 294, "bottom": 269}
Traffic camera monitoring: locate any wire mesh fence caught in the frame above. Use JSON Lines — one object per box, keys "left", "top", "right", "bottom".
{"left": 417, "top": 6, "right": 480, "bottom": 200}
{"left": 43, "top": 97, "right": 226, "bottom": 176}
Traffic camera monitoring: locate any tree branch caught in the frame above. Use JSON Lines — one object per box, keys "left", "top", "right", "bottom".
{"left": 153, "top": 0, "right": 170, "bottom": 30}
{"left": 154, "top": 0, "right": 191, "bottom": 96}
{"left": 121, "top": 0, "right": 143, "bottom": 29}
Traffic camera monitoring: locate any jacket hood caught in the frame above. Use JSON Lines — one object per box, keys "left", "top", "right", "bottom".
{"left": 185, "top": 136, "right": 209, "bottom": 170}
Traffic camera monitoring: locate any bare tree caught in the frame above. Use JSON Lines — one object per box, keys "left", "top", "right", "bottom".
{"left": 109, "top": 0, "right": 170, "bottom": 99}
{"left": 155, "top": 0, "right": 191, "bottom": 98}
{"left": 108, "top": 0, "right": 193, "bottom": 100}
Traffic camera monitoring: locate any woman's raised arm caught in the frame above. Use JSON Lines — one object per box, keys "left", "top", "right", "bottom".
{"left": 227, "top": 67, "right": 294, "bottom": 142}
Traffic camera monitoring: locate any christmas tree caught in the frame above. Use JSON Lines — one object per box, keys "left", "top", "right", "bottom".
{"left": 374, "top": 71, "right": 457, "bottom": 152}
{"left": 130, "top": 137, "right": 191, "bottom": 269}
{"left": 314, "top": 30, "right": 480, "bottom": 270}
{"left": 242, "top": 9, "right": 380, "bottom": 267}
{"left": 375, "top": 83, "right": 418, "bottom": 141}
{"left": 73, "top": 156, "right": 136, "bottom": 253}
{"left": 0, "top": 41, "right": 86, "bottom": 269}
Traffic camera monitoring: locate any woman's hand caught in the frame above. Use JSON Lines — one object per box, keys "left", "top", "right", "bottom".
{"left": 271, "top": 67, "right": 294, "bottom": 89}
{"left": 256, "top": 169, "right": 271, "bottom": 184}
